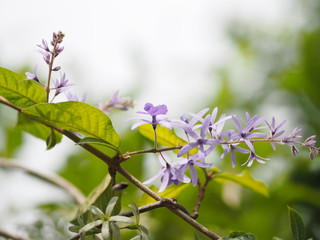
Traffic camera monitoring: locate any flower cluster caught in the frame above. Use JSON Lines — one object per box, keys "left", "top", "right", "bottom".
{"left": 24, "top": 31, "right": 74, "bottom": 101}
{"left": 130, "top": 103, "right": 319, "bottom": 192}
{"left": 24, "top": 32, "right": 134, "bottom": 111}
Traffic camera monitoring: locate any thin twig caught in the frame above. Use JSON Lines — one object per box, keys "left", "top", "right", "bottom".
{"left": 192, "top": 170, "right": 215, "bottom": 219}
{"left": 0, "top": 229, "right": 30, "bottom": 240}
{"left": 124, "top": 146, "right": 182, "bottom": 157}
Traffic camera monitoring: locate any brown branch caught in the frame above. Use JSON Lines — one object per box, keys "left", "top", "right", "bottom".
{"left": 0, "top": 97, "right": 221, "bottom": 239}
{"left": 192, "top": 170, "right": 215, "bottom": 219}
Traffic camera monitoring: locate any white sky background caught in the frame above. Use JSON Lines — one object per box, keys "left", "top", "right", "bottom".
{"left": 0, "top": 0, "right": 297, "bottom": 234}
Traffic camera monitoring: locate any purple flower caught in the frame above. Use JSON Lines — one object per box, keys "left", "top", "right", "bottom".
{"left": 282, "top": 128, "right": 302, "bottom": 144}
{"left": 177, "top": 115, "right": 220, "bottom": 158}
{"left": 291, "top": 145, "right": 299, "bottom": 158}
{"left": 37, "top": 39, "right": 51, "bottom": 65}
{"left": 266, "top": 117, "right": 286, "bottom": 150}
{"left": 51, "top": 31, "right": 65, "bottom": 56}
{"left": 176, "top": 156, "right": 212, "bottom": 186}
{"left": 281, "top": 128, "right": 302, "bottom": 157}
{"left": 130, "top": 103, "right": 171, "bottom": 130}
{"left": 231, "top": 114, "right": 267, "bottom": 150}
{"left": 178, "top": 108, "right": 209, "bottom": 128}
{"left": 53, "top": 73, "right": 74, "bottom": 96}
{"left": 143, "top": 153, "right": 190, "bottom": 192}
{"left": 37, "top": 31, "right": 65, "bottom": 65}
{"left": 244, "top": 151, "right": 269, "bottom": 167}
{"left": 205, "top": 107, "right": 232, "bottom": 140}
{"left": 37, "top": 39, "right": 50, "bottom": 52}
{"left": 142, "top": 103, "right": 168, "bottom": 116}
{"left": 100, "top": 91, "right": 134, "bottom": 113}
{"left": 303, "top": 135, "right": 319, "bottom": 159}
{"left": 25, "top": 65, "right": 40, "bottom": 82}
{"left": 304, "top": 135, "right": 317, "bottom": 147}
{"left": 220, "top": 133, "right": 250, "bottom": 168}
{"left": 172, "top": 108, "right": 209, "bottom": 141}
{"left": 242, "top": 142, "right": 269, "bottom": 167}
{"left": 65, "top": 92, "right": 87, "bottom": 102}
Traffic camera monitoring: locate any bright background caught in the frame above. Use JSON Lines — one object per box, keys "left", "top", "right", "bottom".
{"left": 1, "top": 0, "right": 320, "bottom": 239}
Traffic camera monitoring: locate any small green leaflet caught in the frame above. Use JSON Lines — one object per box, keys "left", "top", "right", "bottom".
{"left": 287, "top": 206, "right": 306, "bottom": 240}
{"left": 0, "top": 67, "right": 46, "bottom": 107}
{"left": 213, "top": 170, "right": 269, "bottom": 197}
{"left": 138, "top": 124, "right": 197, "bottom": 155}
{"left": 22, "top": 101, "right": 120, "bottom": 147}
{"left": 16, "top": 113, "right": 62, "bottom": 145}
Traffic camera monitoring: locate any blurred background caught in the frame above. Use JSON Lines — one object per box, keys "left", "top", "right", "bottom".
{"left": 1, "top": 0, "right": 320, "bottom": 239}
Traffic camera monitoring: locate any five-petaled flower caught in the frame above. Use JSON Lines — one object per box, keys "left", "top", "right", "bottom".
{"left": 231, "top": 114, "right": 267, "bottom": 151}
{"left": 143, "top": 153, "right": 190, "bottom": 192}
{"left": 176, "top": 156, "right": 212, "bottom": 186}
{"left": 130, "top": 103, "right": 172, "bottom": 130}
{"left": 220, "top": 133, "right": 250, "bottom": 168}
{"left": 177, "top": 115, "right": 220, "bottom": 159}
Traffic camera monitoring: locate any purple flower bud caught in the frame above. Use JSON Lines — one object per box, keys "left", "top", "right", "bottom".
{"left": 37, "top": 39, "right": 50, "bottom": 52}
{"left": 52, "top": 66, "right": 61, "bottom": 71}
{"left": 291, "top": 145, "right": 299, "bottom": 157}
{"left": 310, "top": 148, "right": 319, "bottom": 160}
{"left": 283, "top": 128, "right": 302, "bottom": 143}
{"left": 304, "top": 135, "right": 317, "bottom": 147}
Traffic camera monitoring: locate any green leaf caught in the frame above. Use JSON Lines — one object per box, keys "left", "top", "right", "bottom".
{"left": 101, "top": 222, "right": 110, "bottom": 240}
{"left": 129, "top": 201, "right": 140, "bottom": 224}
{"left": 110, "top": 222, "right": 121, "bottom": 240}
{"left": 88, "top": 206, "right": 105, "bottom": 219}
{"left": 46, "top": 128, "right": 59, "bottom": 150}
{"left": 22, "top": 101, "right": 120, "bottom": 147}
{"left": 140, "top": 226, "right": 149, "bottom": 240}
{"left": 138, "top": 124, "right": 195, "bottom": 155}
{"left": 109, "top": 215, "right": 134, "bottom": 224}
{"left": 140, "top": 184, "right": 190, "bottom": 205}
{"left": 0, "top": 67, "right": 46, "bottom": 107}
{"left": 16, "top": 113, "right": 62, "bottom": 144}
{"left": 80, "top": 220, "right": 103, "bottom": 234}
{"left": 213, "top": 170, "right": 269, "bottom": 197}
{"left": 76, "top": 174, "right": 112, "bottom": 217}
{"left": 288, "top": 206, "right": 306, "bottom": 240}
{"left": 219, "top": 232, "right": 256, "bottom": 240}
{"left": 105, "top": 197, "right": 119, "bottom": 217}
